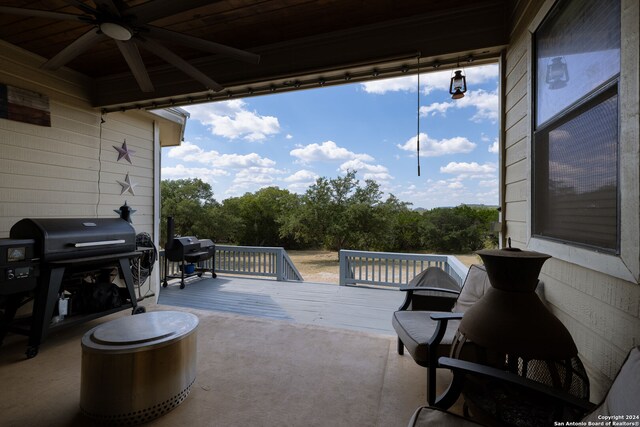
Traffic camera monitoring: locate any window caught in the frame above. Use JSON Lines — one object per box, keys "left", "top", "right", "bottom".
{"left": 533, "top": 0, "right": 621, "bottom": 252}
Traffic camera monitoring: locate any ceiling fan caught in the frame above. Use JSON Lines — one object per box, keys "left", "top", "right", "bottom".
{"left": 0, "top": 0, "right": 261, "bottom": 92}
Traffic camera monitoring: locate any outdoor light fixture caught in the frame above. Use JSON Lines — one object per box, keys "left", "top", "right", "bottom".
{"left": 449, "top": 70, "right": 467, "bottom": 99}
{"left": 546, "top": 56, "right": 569, "bottom": 89}
{"left": 99, "top": 22, "right": 132, "bottom": 41}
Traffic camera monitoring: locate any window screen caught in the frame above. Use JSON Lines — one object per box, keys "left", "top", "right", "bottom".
{"left": 534, "top": 88, "right": 618, "bottom": 250}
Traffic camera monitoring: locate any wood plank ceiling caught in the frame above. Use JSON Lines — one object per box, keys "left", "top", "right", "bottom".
{"left": 0, "top": 0, "right": 512, "bottom": 110}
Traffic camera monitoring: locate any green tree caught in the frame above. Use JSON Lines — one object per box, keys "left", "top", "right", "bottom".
{"left": 421, "top": 205, "right": 498, "bottom": 253}
{"left": 279, "top": 172, "right": 413, "bottom": 251}
{"left": 160, "top": 178, "right": 230, "bottom": 245}
{"left": 220, "top": 187, "right": 300, "bottom": 246}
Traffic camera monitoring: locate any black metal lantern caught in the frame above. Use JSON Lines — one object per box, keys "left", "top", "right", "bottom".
{"left": 546, "top": 56, "right": 569, "bottom": 89}
{"left": 449, "top": 70, "right": 467, "bottom": 99}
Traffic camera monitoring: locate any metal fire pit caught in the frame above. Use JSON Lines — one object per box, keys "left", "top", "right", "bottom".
{"left": 80, "top": 311, "right": 198, "bottom": 425}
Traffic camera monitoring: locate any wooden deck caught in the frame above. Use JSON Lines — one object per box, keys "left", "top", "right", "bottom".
{"left": 157, "top": 274, "right": 404, "bottom": 335}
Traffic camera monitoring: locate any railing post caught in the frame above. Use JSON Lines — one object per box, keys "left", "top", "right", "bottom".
{"left": 339, "top": 250, "right": 346, "bottom": 286}
{"left": 276, "top": 249, "right": 284, "bottom": 281}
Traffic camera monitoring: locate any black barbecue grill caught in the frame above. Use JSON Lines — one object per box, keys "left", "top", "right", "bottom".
{"left": 6, "top": 217, "right": 145, "bottom": 358}
{"left": 162, "top": 217, "right": 216, "bottom": 289}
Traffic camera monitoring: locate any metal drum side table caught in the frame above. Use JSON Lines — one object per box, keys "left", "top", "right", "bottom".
{"left": 80, "top": 311, "right": 198, "bottom": 425}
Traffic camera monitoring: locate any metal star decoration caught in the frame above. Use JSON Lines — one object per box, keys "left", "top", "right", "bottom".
{"left": 113, "top": 140, "right": 136, "bottom": 164}
{"left": 117, "top": 173, "right": 138, "bottom": 196}
{"left": 114, "top": 201, "right": 137, "bottom": 223}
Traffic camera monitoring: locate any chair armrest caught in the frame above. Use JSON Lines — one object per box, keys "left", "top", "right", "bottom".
{"left": 435, "top": 357, "right": 596, "bottom": 413}
{"left": 430, "top": 313, "right": 464, "bottom": 321}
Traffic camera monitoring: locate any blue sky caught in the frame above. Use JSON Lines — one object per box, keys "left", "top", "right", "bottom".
{"left": 161, "top": 63, "right": 499, "bottom": 209}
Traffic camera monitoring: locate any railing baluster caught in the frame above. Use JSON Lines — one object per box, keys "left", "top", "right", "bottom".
{"left": 385, "top": 259, "right": 389, "bottom": 282}
{"left": 365, "top": 257, "right": 369, "bottom": 281}
{"left": 392, "top": 260, "right": 395, "bottom": 284}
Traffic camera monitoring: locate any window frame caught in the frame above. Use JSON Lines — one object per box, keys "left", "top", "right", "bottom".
{"left": 526, "top": 0, "right": 639, "bottom": 283}
{"left": 532, "top": 78, "right": 621, "bottom": 254}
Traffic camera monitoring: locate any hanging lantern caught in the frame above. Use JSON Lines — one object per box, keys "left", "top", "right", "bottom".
{"left": 449, "top": 70, "right": 467, "bottom": 99}
{"left": 546, "top": 56, "right": 569, "bottom": 89}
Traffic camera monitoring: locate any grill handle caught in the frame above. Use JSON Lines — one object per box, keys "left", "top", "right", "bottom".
{"left": 73, "top": 240, "right": 126, "bottom": 248}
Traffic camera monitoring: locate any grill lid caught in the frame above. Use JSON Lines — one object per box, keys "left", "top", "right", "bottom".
{"left": 10, "top": 218, "right": 136, "bottom": 262}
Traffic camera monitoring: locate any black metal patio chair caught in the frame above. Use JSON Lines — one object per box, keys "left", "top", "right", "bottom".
{"left": 407, "top": 345, "right": 640, "bottom": 426}
{"left": 392, "top": 264, "right": 492, "bottom": 404}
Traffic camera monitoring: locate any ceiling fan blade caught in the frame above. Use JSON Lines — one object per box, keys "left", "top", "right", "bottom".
{"left": 137, "top": 38, "right": 224, "bottom": 92}
{"left": 42, "top": 29, "right": 105, "bottom": 70}
{"left": 0, "top": 6, "right": 85, "bottom": 21}
{"left": 62, "top": 0, "right": 98, "bottom": 15}
{"left": 125, "top": 0, "right": 217, "bottom": 24}
{"left": 145, "top": 26, "right": 260, "bottom": 65}
{"left": 116, "top": 41, "right": 154, "bottom": 92}
{"left": 93, "top": 0, "right": 120, "bottom": 17}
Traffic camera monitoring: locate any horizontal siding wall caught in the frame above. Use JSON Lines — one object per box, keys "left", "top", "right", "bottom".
{"left": 0, "top": 40, "right": 157, "bottom": 297}
{"left": 504, "top": 0, "right": 640, "bottom": 402}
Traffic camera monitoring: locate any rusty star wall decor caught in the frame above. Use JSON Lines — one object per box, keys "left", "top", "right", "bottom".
{"left": 113, "top": 140, "right": 136, "bottom": 164}
{"left": 117, "top": 173, "right": 138, "bottom": 196}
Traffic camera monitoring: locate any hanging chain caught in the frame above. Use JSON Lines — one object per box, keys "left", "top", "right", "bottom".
{"left": 416, "top": 53, "right": 421, "bottom": 176}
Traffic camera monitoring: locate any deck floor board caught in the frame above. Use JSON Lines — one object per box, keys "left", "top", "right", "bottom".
{"left": 158, "top": 275, "right": 403, "bottom": 335}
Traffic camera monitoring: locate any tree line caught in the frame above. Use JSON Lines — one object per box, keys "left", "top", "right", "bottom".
{"left": 160, "top": 173, "right": 499, "bottom": 253}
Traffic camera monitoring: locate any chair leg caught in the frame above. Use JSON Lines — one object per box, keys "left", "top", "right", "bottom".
{"left": 397, "top": 337, "right": 404, "bottom": 355}
{"left": 427, "top": 364, "right": 436, "bottom": 405}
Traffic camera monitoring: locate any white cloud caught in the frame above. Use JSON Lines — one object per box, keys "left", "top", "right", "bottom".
{"left": 283, "top": 170, "right": 319, "bottom": 183}
{"left": 338, "top": 159, "right": 386, "bottom": 174}
{"left": 488, "top": 138, "right": 499, "bottom": 153}
{"left": 185, "top": 100, "right": 280, "bottom": 141}
{"left": 225, "top": 167, "right": 287, "bottom": 195}
{"left": 396, "top": 175, "right": 499, "bottom": 209}
{"left": 166, "top": 141, "right": 202, "bottom": 159}
{"left": 168, "top": 141, "right": 275, "bottom": 168}
{"left": 287, "top": 182, "right": 313, "bottom": 194}
{"left": 398, "top": 133, "right": 476, "bottom": 157}
{"left": 363, "top": 172, "right": 394, "bottom": 181}
{"left": 286, "top": 134, "right": 293, "bottom": 139}
{"left": 440, "top": 162, "right": 497, "bottom": 175}
{"left": 420, "top": 102, "right": 453, "bottom": 116}
{"left": 338, "top": 159, "right": 394, "bottom": 182}
{"left": 458, "top": 89, "right": 499, "bottom": 122}
{"left": 282, "top": 170, "right": 319, "bottom": 193}
{"left": 161, "top": 164, "right": 228, "bottom": 185}
{"left": 479, "top": 179, "right": 498, "bottom": 187}
{"left": 420, "top": 89, "right": 498, "bottom": 123}
{"left": 290, "top": 140, "right": 374, "bottom": 163}
{"left": 360, "top": 64, "right": 498, "bottom": 95}
{"left": 233, "top": 167, "right": 284, "bottom": 184}
{"left": 361, "top": 76, "right": 417, "bottom": 94}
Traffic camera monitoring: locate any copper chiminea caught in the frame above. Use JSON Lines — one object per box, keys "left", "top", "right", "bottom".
{"left": 451, "top": 245, "right": 589, "bottom": 425}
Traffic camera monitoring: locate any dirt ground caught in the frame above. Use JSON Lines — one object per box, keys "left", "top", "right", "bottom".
{"left": 287, "top": 250, "right": 482, "bottom": 284}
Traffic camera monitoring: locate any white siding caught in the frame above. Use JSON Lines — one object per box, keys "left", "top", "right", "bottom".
{"left": 0, "top": 40, "right": 159, "bottom": 297}
{"left": 503, "top": 0, "right": 640, "bottom": 401}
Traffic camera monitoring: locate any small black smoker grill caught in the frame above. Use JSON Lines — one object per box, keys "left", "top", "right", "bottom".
{"left": 162, "top": 217, "right": 216, "bottom": 289}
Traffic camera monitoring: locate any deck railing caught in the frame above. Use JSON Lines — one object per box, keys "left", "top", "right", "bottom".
{"left": 339, "top": 249, "right": 469, "bottom": 288}
{"left": 159, "top": 245, "right": 303, "bottom": 282}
